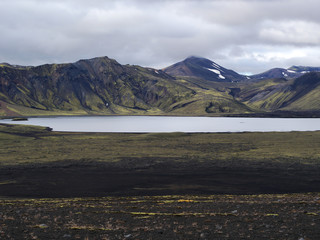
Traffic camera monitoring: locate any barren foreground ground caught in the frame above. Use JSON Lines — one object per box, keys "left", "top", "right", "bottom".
{"left": 1, "top": 194, "right": 320, "bottom": 239}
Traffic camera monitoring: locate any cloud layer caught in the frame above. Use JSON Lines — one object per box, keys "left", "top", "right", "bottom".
{"left": 1, "top": 0, "right": 320, "bottom": 74}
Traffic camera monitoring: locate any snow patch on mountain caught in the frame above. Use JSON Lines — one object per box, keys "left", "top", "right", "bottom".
{"left": 206, "top": 68, "right": 221, "bottom": 75}
{"left": 205, "top": 67, "right": 226, "bottom": 79}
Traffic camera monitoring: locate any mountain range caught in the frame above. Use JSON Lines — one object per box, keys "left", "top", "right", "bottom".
{"left": 1, "top": 56, "right": 320, "bottom": 117}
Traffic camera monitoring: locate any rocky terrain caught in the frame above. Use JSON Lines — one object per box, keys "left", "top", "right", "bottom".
{"left": 0, "top": 194, "right": 319, "bottom": 239}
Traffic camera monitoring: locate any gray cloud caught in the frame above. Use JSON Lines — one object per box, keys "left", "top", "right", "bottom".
{"left": 0, "top": 0, "right": 320, "bottom": 74}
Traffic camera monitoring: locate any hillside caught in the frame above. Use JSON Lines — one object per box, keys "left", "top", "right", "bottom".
{"left": 236, "top": 72, "right": 320, "bottom": 111}
{"left": 0, "top": 57, "right": 195, "bottom": 116}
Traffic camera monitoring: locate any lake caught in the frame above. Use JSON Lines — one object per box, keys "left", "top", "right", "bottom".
{"left": 1, "top": 116, "right": 320, "bottom": 133}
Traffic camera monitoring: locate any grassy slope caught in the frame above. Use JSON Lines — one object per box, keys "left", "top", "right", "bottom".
{"left": 165, "top": 77, "right": 253, "bottom": 115}
{"left": 283, "top": 84, "right": 320, "bottom": 110}
{"left": 238, "top": 73, "right": 320, "bottom": 112}
{"left": 236, "top": 78, "right": 291, "bottom": 111}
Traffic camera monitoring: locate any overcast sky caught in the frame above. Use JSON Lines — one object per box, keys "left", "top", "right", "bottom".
{"left": 1, "top": 0, "right": 320, "bottom": 74}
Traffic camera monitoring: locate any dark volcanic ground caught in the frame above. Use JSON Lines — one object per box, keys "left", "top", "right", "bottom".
{"left": 0, "top": 160, "right": 320, "bottom": 198}
{"left": 1, "top": 160, "right": 319, "bottom": 239}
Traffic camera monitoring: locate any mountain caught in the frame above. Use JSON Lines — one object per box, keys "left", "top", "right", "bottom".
{"left": 249, "top": 66, "right": 320, "bottom": 81}
{"left": 250, "top": 68, "right": 301, "bottom": 80}
{"left": 163, "top": 56, "right": 247, "bottom": 82}
{"left": 1, "top": 55, "right": 320, "bottom": 117}
{"left": 0, "top": 57, "right": 195, "bottom": 116}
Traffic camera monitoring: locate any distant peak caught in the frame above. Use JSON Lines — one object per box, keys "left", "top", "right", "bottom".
{"left": 75, "top": 56, "right": 120, "bottom": 66}
{"left": 183, "top": 56, "right": 215, "bottom": 66}
{"left": 288, "top": 66, "right": 300, "bottom": 70}
{"left": 81, "top": 56, "right": 111, "bottom": 62}
{"left": 185, "top": 56, "right": 207, "bottom": 61}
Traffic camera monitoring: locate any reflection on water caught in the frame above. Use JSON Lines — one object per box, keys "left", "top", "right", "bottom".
{"left": 0, "top": 116, "right": 320, "bottom": 133}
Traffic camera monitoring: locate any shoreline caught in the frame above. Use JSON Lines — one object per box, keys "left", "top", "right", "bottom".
{"left": 2, "top": 109, "right": 320, "bottom": 119}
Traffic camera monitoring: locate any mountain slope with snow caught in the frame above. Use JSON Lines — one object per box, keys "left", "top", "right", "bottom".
{"left": 163, "top": 56, "right": 247, "bottom": 82}
{"left": 249, "top": 66, "right": 320, "bottom": 81}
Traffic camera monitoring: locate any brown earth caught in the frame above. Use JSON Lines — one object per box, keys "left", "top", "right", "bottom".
{"left": 0, "top": 101, "right": 19, "bottom": 116}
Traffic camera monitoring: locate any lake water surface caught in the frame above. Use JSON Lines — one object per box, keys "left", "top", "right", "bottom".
{"left": 1, "top": 116, "right": 320, "bottom": 133}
